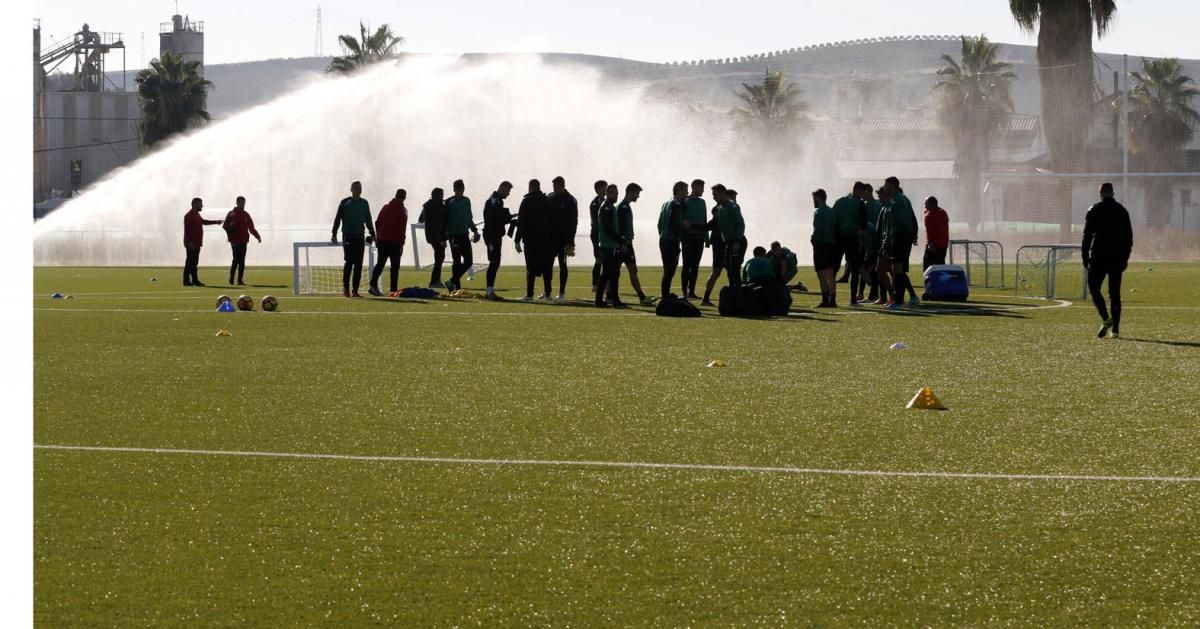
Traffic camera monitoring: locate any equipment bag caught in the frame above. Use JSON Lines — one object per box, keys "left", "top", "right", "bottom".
{"left": 758, "top": 280, "right": 793, "bottom": 316}
{"left": 718, "top": 285, "right": 765, "bottom": 317}
{"left": 922, "top": 264, "right": 969, "bottom": 301}
{"left": 655, "top": 297, "right": 702, "bottom": 318}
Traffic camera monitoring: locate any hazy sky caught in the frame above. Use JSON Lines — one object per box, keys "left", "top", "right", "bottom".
{"left": 33, "top": 0, "right": 1200, "bottom": 67}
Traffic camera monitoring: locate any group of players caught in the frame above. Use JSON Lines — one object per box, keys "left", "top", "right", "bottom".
{"left": 323, "top": 174, "right": 952, "bottom": 310}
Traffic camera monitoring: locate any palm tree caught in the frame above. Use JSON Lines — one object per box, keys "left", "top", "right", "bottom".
{"left": 326, "top": 22, "right": 405, "bottom": 75}
{"left": 1010, "top": 0, "right": 1118, "bottom": 231}
{"left": 933, "top": 35, "right": 1017, "bottom": 228}
{"left": 1129, "top": 57, "right": 1200, "bottom": 227}
{"left": 733, "top": 69, "right": 808, "bottom": 150}
{"left": 135, "top": 51, "right": 213, "bottom": 148}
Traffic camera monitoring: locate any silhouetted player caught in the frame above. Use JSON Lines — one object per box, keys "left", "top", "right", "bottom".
{"left": 832, "top": 183, "right": 867, "bottom": 304}
{"left": 681, "top": 179, "right": 708, "bottom": 298}
{"left": 482, "top": 181, "right": 516, "bottom": 300}
{"left": 714, "top": 185, "right": 746, "bottom": 288}
{"left": 516, "top": 179, "right": 553, "bottom": 301}
{"left": 182, "top": 197, "right": 223, "bottom": 287}
{"left": 589, "top": 180, "right": 607, "bottom": 294}
{"left": 547, "top": 176, "right": 578, "bottom": 301}
{"left": 1082, "top": 183, "right": 1133, "bottom": 338}
{"left": 331, "top": 181, "right": 376, "bottom": 298}
{"left": 594, "top": 184, "right": 625, "bottom": 308}
{"left": 657, "top": 181, "right": 687, "bottom": 298}
{"left": 418, "top": 188, "right": 448, "bottom": 288}
{"left": 370, "top": 189, "right": 408, "bottom": 296}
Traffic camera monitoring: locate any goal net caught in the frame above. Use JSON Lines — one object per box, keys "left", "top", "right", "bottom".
{"left": 1015, "top": 244, "right": 1087, "bottom": 300}
{"left": 292, "top": 241, "right": 377, "bottom": 295}
{"left": 948, "top": 240, "right": 1005, "bottom": 288}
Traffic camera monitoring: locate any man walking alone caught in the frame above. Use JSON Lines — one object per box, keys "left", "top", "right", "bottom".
{"left": 1082, "top": 183, "right": 1133, "bottom": 338}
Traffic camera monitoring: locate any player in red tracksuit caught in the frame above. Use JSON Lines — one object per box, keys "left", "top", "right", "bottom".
{"left": 183, "top": 197, "right": 224, "bottom": 286}
{"left": 922, "top": 196, "right": 950, "bottom": 272}
{"left": 370, "top": 189, "right": 409, "bottom": 296}
{"left": 222, "top": 196, "right": 262, "bottom": 286}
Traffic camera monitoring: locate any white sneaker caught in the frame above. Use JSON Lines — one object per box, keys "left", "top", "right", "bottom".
{"left": 520, "top": 295, "right": 533, "bottom": 302}
{"left": 536, "top": 293, "right": 550, "bottom": 301}
{"left": 554, "top": 293, "right": 566, "bottom": 302}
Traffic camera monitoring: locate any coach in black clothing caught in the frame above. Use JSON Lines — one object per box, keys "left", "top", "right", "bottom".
{"left": 1082, "top": 182, "right": 1133, "bottom": 339}
{"left": 515, "top": 179, "right": 553, "bottom": 301}
{"left": 547, "top": 176, "right": 579, "bottom": 300}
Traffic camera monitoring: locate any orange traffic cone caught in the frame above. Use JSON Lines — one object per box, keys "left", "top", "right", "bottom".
{"left": 907, "top": 386, "right": 947, "bottom": 410}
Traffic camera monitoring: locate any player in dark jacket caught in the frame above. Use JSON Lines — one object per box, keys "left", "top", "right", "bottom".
{"left": 482, "top": 181, "right": 516, "bottom": 300}
{"left": 515, "top": 180, "right": 553, "bottom": 301}
{"left": 1082, "top": 183, "right": 1134, "bottom": 338}
{"left": 657, "top": 181, "right": 687, "bottom": 299}
{"left": 547, "top": 176, "right": 578, "bottom": 301}
{"left": 417, "top": 188, "right": 448, "bottom": 288}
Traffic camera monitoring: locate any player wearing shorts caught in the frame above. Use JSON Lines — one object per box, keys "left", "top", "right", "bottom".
{"left": 700, "top": 200, "right": 726, "bottom": 307}
{"left": 810, "top": 189, "right": 839, "bottom": 307}
{"left": 616, "top": 183, "right": 653, "bottom": 305}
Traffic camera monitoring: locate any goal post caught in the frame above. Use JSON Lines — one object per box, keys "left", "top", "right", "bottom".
{"left": 292, "top": 241, "right": 377, "bottom": 295}
{"left": 948, "top": 239, "right": 1005, "bottom": 288}
{"left": 1014, "top": 244, "right": 1088, "bottom": 300}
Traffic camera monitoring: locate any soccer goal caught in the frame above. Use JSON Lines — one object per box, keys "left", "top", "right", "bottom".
{"left": 1014, "top": 244, "right": 1088, "bottom": 300}
{"left": 292, "top": 241, "right": 377, "bottom": 295}
{"left": 948, "top": 240, "right": 1005, "bottom": 288}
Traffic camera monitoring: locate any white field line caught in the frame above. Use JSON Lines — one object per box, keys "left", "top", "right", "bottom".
{"left": 33, "top": 444, "right": 1200, "bottom": 484}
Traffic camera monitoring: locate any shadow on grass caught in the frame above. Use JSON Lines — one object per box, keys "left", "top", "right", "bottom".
{"left": 1120, "top": 337, "right": 1200, "bottom": 348}
{"left": 843, "top": 302, "right": 1028, "bottom": 319}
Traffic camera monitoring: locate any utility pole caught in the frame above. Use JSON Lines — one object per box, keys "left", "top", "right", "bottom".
{"left": 1122, "top": 54, "right": 1130, "bottom": 201}
{"left": 315, "top": 6, "right": 323, "bottom": 57}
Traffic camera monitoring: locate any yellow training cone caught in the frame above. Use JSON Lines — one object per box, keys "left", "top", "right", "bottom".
{"left": 215, "top": 330, "right": 232, "bottom": 337}
{"left": 706, "top": 359, "right": 726, "bottom": 368}
{"left": 907, "top": 386, "right": 947, "bottom": 410}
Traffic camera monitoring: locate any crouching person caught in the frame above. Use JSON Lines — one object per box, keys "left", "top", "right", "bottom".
{"left": 742, "top": 246, "right": 792, "bottom": 315}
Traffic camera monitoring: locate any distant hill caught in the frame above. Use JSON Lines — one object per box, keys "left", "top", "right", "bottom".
{"left": 101, "top": 37, "right": 1200, "bottom": 123}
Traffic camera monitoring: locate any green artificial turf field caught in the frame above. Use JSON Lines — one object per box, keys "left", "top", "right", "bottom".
{"left": 33, "top": 263, "right": 1200, "bottom": 625}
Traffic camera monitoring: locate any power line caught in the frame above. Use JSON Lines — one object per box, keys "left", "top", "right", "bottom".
{"left": 36, "top": 116, "right": 142, "bottom": 121}
{"left": 35, "top": 138, "right": 141, "bottom": 153}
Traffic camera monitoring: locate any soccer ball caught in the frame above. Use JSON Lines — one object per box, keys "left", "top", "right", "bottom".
{"left": 236, "top": 295, "right": 254, "bottom": 311}
{"left": 216, "top": 295, "right": 232, "bottom": 308}
{"left": 261, "top": 295, "right": 279, "bottom": 312}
